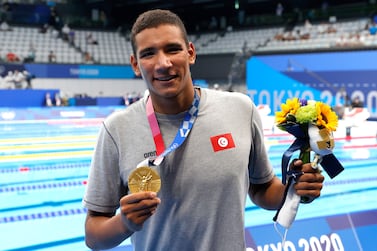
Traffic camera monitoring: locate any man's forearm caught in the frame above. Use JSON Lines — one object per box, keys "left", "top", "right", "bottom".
{"left": 249, "top": 176, "right": 285, "bottom": 210}
{"left": 85, "top": 213, "right": 133, "bottom": 250}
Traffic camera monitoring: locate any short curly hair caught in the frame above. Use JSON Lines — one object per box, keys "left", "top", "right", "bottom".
{"left": 130, "top": 9, "right": 189, "bottom": 56}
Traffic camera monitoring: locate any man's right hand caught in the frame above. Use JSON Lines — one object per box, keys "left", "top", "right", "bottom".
{"left": 120, "top": 192, "right": 161, "bottom": 232}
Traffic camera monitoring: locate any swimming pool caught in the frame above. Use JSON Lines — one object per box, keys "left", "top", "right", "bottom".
{"left": 1, "top": 109, "right": 376, "bottom": 251}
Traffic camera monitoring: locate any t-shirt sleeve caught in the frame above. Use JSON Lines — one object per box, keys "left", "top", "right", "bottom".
{"left": 248, "top": 102, "right": 275, "bottom": 184}
{"left": 82, "top": 122, "right": 126, "bottom": 213}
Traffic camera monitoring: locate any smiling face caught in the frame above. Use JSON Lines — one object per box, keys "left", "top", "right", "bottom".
{"left": 130, "top": 24, "right": 196, "bottom": 111}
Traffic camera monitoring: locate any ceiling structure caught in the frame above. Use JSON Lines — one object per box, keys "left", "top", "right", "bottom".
{"left": 83, "top": 0, "right": 371, "bottom": 32}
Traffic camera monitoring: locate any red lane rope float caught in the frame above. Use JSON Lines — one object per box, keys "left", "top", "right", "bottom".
{"left": 18, "top": 166, "right": 30, "bottom": 172}
{"left": 0, "top": 162, "right": 90, "bottom": 174}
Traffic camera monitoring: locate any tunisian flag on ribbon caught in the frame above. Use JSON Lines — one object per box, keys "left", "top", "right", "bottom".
{"left": 210, "top": 133, "right": 235, "bottom": 152}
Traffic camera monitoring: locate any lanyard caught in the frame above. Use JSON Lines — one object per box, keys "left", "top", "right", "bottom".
{"left": 145, "top": 90, "right": 200, "bottom": 166}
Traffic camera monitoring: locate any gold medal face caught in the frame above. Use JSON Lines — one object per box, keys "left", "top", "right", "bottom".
{"left": 128, "top": 166, "right": 161, "bottom": 193}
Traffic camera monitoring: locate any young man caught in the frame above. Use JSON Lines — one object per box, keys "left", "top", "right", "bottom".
{"left": 83, "top": 9, "right": 324, "bottom": 251}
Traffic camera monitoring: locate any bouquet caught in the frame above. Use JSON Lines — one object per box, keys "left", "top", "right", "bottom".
{"left": 273, "top": 98, "right": 344, "bottom": 231}
{"left": 275, "top": 98, "right": 344, "bottom": 184}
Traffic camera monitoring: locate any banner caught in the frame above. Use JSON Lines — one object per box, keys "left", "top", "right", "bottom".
{"left": 247, "top": 50, "right": 377, "bottom": 119}
{"left": 245, "top": 209, "right": 377, "bottom": 251}
{"left": 0, "top": 63, "right": 135, "bottom": 79}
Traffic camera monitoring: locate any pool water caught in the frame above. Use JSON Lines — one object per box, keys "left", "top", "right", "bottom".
{"left": 1, "top": 114, "right": 376, "bottom": 251}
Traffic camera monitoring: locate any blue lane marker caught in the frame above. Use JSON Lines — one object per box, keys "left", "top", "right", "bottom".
{"left": 0, "top": 198, "right": 84, "bottom": 213}
{"left": 0, "top": 207, "right": 87, "bottom": 224}
{"left": 245, "top": 186, "right": 377, "bottom": 212}
{"left": 0, "top": 180, "right": 87, "bottom": 193}
{"left": 0, "top": 162, "right": 91, "bottom": 173}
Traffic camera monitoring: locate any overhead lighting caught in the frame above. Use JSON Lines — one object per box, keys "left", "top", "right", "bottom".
{"left": 235, "top": 0, "right": 239, "bottom": 9}
{"left": 192, "top": 0, "right": 217, "bottom": 3}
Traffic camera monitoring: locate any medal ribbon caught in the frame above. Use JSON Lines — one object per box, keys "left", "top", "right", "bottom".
{"left": 146, "top": 90, "right": 200, "bottom": 166}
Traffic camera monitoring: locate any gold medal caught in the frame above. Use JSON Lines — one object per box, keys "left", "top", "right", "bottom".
{"left": 128, "top": 166, "right": 161, "bottom": 193}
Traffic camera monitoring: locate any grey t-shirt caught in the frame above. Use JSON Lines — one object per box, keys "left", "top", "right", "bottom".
{"left": 83, "top": 88, "right": 274, "bottom": 251}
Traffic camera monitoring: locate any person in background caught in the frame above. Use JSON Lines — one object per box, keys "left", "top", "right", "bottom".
{"left": 45, "top": 92, "right": 53, "bottom": 107}
{"left": 23, "top": 70, "right": 34, "bottom": 89}
{"left": 55, "top": 93, "right": 62, "bottom": 106}
{"left": 276, "top": 2, "right": 284, "bottom": 17}
{"left": 83, "top": 51, "right": 94, "bottom": 64}
{"left": 86, "top": 32, "right": 98, "bottom": 45}
{"left": 61, "top": 23, "right": 70, "bottom": 41}
{"left": 48, "top": 50, "right": 56, "bottom": 63}
{"left": 39, "top": 23, "right": 48, "bottom": 34}
{"left": 83, "top": 9, "right": 324, "bottom": 251}
{"left": 351, "top": 96, "right": 364, "bottom": 108}
{"left": 12, "top": 69, "right": 24, "bottom": 89}
{"left": 0, "top": 20, "right": 11, "bottom": 31}
{"left": 0, "top": 49, "right": 4, "bottom": 62}
{"left": 68, "top": 29, "right": 75, "bottom": 46}
{"left": 3, "top": 70, "right": 14, "bottom": 88}
{"left": 48, "top": 6, "right": 62, "bottom": 31}
{"left": 6, "top": 50, "right": 20, "bottom": 62}
{"left": 23, "top": 43, "right": 36, "bottom": 63}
